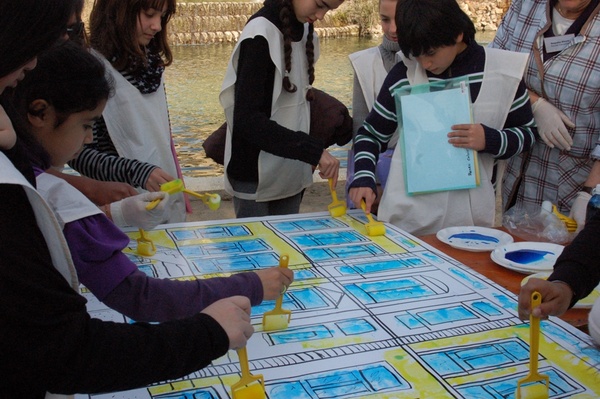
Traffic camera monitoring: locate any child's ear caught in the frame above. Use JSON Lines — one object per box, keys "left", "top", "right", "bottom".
{"left": 27, "top": 99, "right": 52, "bottom": 127}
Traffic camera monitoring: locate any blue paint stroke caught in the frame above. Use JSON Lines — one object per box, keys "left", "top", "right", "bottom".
{"left": 418, "top": 305, "right": 477, "bottom": 325}
{"left": 271, "top": 325, "right": 333, "bottom": 344}
{"left": 396, "top": 313, "right": 425, "bottom": 329}
{"left": 271, "top": 218, "right": 347, "bottom": 233}
{"left": 471, "top": 301, "right": 502, "bottom": 316}
{"left": 267, "top": 364, "right": 409, "bottom": 398}
{"left": 457, "top": 369, "right": 569, "bottom": 398}
{"left": 449, "top": 233, "right": 499, "bottom": 244}
{"left": 505, "top": 249, "right": 552, "bottom": 264}
{"left": 450, "top": 267, "right": 486, "bottom": 290}
{"left": 492, "top": 293, "right": 518, "bottom": 311}
{"left": 346, "top": 279, "right": 434, "bottom": 304}
{"left": 157, "top": 388, "right": 218, "bottom": 399}
{"left": 421, "top": 338, "right": 529, "bottom": 376}
{"left": 335, "top": 318, "right": 376, "bottom": 335}
{"left": 339, "top": 258, "right": 426, "bottom": 275}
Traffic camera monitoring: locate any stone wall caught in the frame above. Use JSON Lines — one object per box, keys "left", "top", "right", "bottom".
{"left": 170, "top": 2, "right": 360, "bottom": 44}
{"left": 460, "top": 0, "right": 510, "bottom": 31}
{"left": 84, "top": 0, "right": 510, "bottom": 45}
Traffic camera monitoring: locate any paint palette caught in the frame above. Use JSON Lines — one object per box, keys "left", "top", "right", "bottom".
{"left": 491, "top": 242, "right": 564, "bottom": 274}
{"left": 522, "top": 272, "right": 600, "bottom": 309}
{"left": 436, "top": 226, "right": 514, "bottom": 252}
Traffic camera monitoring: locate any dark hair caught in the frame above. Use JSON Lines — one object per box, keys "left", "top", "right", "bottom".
{"left": 14, "top": 41, "right": 113, "bottom": 128}
{"left": 89, "top": 0, "right": 176, "bottom": 71}
{"left": 395, "top": 0, "right": 475, "bottom": 58}
{"left": 274, "top": 0, "right": 316, "bottom": 100}
{"left": 0, "top": 0, "right": 75, "bottom": 77}
{"left": 9, "top": 41, "right": 113, "bottom": 168}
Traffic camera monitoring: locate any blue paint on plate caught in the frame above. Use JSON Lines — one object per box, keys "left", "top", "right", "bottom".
{"left": 449, "top": 233, "right": 499, "bottom": 243}
{"left": 505, "top": 249, "right": 553, "bottom": 264}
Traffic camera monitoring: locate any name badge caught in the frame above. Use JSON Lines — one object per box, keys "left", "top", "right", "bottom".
{"left": 544, "top": 34, "right": 575, "bottom": 53}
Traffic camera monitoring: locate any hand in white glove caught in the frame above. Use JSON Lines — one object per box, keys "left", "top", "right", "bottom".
{"left": 569, "top": 191, "right": 591, "bottom": 234}
{"left": 532, "top": 98, "right": 575, "bottom": 150}
{"left": 110, "top": 192, "right": 171, "bottom": 230}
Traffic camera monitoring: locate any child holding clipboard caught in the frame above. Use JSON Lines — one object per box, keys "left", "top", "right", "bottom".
{"left": 348, "top": 0, "right": 537, "bottom": 236}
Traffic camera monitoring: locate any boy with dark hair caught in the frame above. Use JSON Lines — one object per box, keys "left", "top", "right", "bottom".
{"left": 349, "top": 0, "right": 538, "bottom": 236}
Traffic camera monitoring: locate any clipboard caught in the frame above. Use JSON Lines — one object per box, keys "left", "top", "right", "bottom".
{"left": 392, "top": 76, "right": 480, "bottom": 195}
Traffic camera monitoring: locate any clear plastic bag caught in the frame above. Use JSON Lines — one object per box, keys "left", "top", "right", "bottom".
{"left": 502, "top": 202, "right": 572, "bottom": 244}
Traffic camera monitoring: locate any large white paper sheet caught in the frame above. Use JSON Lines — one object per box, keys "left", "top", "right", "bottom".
{"left": 74, "top": 211, "right": 599, "bottom": 398}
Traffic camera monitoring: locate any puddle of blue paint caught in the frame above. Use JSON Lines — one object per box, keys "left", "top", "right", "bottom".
{"left": 505, "top": 249, "right": 552, "bottom": 264}
{"left": 449, "top": 233, "right": 499, "bottom": 243}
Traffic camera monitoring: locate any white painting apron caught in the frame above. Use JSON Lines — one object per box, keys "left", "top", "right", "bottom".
{"left": 220, "top": 18, "right": 317, "bottom": 201}
{"left": 36, "top": 173, "right": 103, "bottom": 229}
{"left": 378, "top": 48, "right": 529, "bottom": 235}
{"left": 94, "top": 51, "right": 186, "bottom": 222}
{"left": 349, "top": 46, "right": 387, "bottom": 111}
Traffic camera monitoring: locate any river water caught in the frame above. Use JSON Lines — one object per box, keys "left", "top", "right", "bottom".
{"left": 165, "top": 33, "right": 496, "bottom": 178}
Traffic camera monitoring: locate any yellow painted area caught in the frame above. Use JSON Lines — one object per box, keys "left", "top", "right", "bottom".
{"left": 148, "top": 376, "right": 222, "bottom": 395}
{"left": 408, "top": 326, "right": 600, "bottom": 397}
{"left": 125, "top": 229, "right": 177, "bottom": 251}
{"left": 385, "top": 347, "right": 449, "bottom": 398}
{"left": 338, "top": 214, "right": 409, "bottom": 255}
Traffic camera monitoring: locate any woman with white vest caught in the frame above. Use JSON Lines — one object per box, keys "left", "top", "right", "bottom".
{"left": 69, "top": 0, "right": 187, "bottom": 223}
{"left": 349, "top": 0, "right": 538, "bottom": 236}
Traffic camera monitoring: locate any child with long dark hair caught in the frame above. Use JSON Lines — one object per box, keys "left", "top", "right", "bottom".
{"left": 69, "top": 0, "right": 188, "bottom": 223}
{"left": 220, "top": 0, "right": 344, "bottom": 218}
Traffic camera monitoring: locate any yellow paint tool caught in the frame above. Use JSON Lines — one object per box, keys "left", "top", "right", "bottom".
{"left": 136, "top": 228, "right": 156, "bottom": 257}
{"left": 360, "top": 199, "right": 386, "bottom": 236}
{"left": 327, "top": 177, "right": 346, "bottom": 217}
{"left": 146, "top": 178, "right": 221, "bottom": 211}
{"left": 551, "top": 204, "right": 577, "bottom": 233}
{"left": 231, "top": 347, "right": 265, "bottom": 399}
{"left": 262, "top": 254, "right": 292, "bottom": 331}
{"left": 515, "top": 291, "right": 549, "bottom": 399}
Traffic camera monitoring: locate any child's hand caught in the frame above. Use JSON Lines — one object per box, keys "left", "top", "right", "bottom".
{"left": 201, "top": 296, "right": 253, "bottom": 350}
{"left": 317, "top": 150, "right": 340, "bottom": 187}
{"left": 255, "top": 266, "right": 294, "bottom": 300}
{"left": 109, "top": 192, "right": 171, "bottom": 230}
{"left": 0, "top": 104, "right": 17, "bottom": 150}
{"left": 145, "top": 167, "right": 176, "bottom": 192}
{"left": 518, "top": 278, "right": 573, "bottom": 320}
{"left": 349, "top": 187, "right": 377, "bottom": 214}
{"left": 448, "top": 123, "right": 485, "bottom": 151}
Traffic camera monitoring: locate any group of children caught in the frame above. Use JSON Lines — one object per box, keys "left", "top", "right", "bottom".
{"left": 1, "top": 0, "right": 598, "bottom": 395}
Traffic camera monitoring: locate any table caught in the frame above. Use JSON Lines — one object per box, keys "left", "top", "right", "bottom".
{"left": 75, "top": 213, "right": 599, "bottom": 398}
{"left": 419, "top": 230, "right": 591, "bottom": 331}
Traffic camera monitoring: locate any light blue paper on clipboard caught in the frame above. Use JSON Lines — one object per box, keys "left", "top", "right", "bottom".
{"left": 392, "top": 76, "right": 479, "bottom": 195}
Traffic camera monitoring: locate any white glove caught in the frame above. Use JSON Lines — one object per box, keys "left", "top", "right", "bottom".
{"left": 532, "top": 98, "right": 575, "bottom": 150}
{"left": 569, "top": 191, "right": 591, "bottom": 233}
{"left": 110, "top": 192, "right": 171, "bottom": 230}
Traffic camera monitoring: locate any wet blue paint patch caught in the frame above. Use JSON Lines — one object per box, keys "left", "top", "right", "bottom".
{"left": 449, "top": 233, "right": 500, "bottom": 244}
{"left": 505, "top": 249, "right": 553, "bottom": 264}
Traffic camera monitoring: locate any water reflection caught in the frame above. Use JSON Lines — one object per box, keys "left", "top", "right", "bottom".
{"left": 166, "top": 33, "right": 495, "bottom": 178}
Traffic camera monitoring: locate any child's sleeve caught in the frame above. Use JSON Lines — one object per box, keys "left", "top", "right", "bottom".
{"left": 481, "top": 79, "right": 538, "bottom": 159}
{"left": 349, "top": 67, "right": 403, "bottom": 193}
